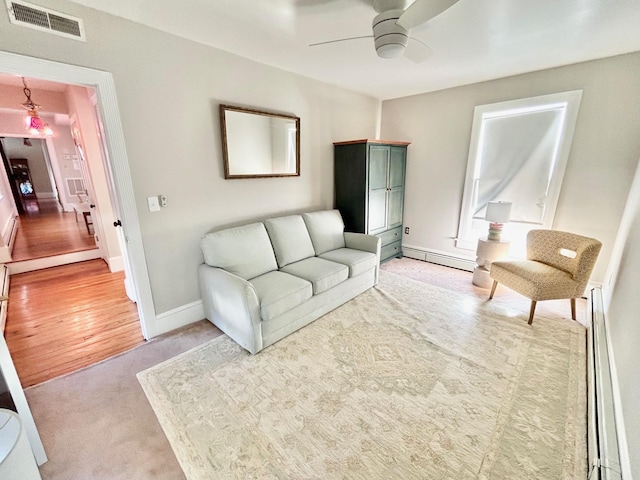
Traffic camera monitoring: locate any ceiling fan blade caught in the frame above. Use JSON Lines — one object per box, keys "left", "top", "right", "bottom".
{"left": 397, "top": 0, "right": 459, "bottom": 30}
{"left": 404, "top": 36, "right": 432, "bottom": 63}
{"left": 309, "top": 35, "right": 373, "bottom": 47}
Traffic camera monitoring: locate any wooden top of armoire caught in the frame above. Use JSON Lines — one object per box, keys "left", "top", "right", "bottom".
{"left": 333, "top": 139, "right": 411, "bottom": 146}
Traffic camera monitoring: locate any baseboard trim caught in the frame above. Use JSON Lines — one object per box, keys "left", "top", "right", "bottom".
{"left": 154, "top": 300, "right": 205, "bottom": 338}
{"left": 0, "top": 216, "right": 18, "bottom": 263}
{"left": 7, "top": 249, "right": 102, "bottom": 274}
{"left": 588, "top": 287, "right": 624, "bottom": 479}
{"left": 107, "top": 255, "right": 125, "bottom": 273}
{"left": 403, "top": 245, "right": 475, "bottom": 272}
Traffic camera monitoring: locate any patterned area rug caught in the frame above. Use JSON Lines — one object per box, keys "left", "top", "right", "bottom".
{"left": 137, "top": 270, "right": 587, "bottom": 479}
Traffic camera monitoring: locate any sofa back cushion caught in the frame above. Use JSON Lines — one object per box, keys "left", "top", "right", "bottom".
{"left": 264, "top": 215, "right": 316, "bottom": 268}
{"left": 201, "top": 222, "right": 277, "bottom": 280}
{"left": 302, "top": 210, "right": 346, "bottom": 255}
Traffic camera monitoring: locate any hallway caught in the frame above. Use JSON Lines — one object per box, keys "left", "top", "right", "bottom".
{"left": 3, "top": 199, "right": 142, "bottom": 388}
{"left": 9, "top": 198, "right": 96, "bottom": 263}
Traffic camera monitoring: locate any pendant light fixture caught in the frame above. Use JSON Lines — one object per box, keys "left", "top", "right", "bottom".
{"left": 21, "top": 77, "right": 53, "bottom": 136}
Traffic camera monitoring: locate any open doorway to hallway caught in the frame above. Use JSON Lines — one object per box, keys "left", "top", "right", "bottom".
{"left": 0, "top": 73, "right": 143, "bottom": 388}
{"left": 0, "top": 136, "right": 98, "bottom": 264}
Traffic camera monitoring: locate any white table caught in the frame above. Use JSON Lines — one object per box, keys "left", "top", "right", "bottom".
{"left": 472, "top": 237, "right": 510, "bottom": 288}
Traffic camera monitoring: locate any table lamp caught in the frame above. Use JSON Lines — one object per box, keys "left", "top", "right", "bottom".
{"left": 485, "top": 201, "right": 512, "bottom": 241}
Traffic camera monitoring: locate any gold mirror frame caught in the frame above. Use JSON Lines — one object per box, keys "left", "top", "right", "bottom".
{"left": 220, "top": 104, "right": 300, "bottom": 179}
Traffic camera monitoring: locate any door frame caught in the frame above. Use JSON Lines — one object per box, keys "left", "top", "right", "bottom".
{"left": 0, "top": 50, "right": 156, "bottom": 339}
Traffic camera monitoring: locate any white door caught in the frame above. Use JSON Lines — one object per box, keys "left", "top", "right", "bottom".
{"left": 70, "top": 117, "right": 105, "bottom": 258}
{"left": 90, "top": 99, "right": 137, "bottom": 303}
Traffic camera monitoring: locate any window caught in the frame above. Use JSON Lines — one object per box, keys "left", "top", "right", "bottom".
{"left": 456, "top": 90, "right": 583, "bottom": 256}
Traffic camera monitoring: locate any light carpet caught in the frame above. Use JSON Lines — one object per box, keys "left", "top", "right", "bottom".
{"left": 137, "top": 270, "right": 587, "bottom": 480}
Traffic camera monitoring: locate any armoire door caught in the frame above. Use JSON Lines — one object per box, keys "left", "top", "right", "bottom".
{"left": 387, "top": 147, "right": 406, "bottom": 229}
{"left": 367, "top": 145, "right": 390, "bottom": 234}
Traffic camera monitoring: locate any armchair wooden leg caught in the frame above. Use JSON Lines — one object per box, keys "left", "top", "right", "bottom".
{"left": 489, "top": 280, "right": 498, "bottom": 300}
{"left": 570, "top": 298, "right": 576, "bottom": 321}
{"left": 528, "top": 301, "right": 537, "bottom": 325}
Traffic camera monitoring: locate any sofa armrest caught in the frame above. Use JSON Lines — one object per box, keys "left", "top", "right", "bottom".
{"left": 344, "top": 232, "right": 381, "bottom": 285}
{"left": 198, "top": 264, "right": 263, "bottom": 354}
{"left": 344, "top": 232, "right": 381, "bottom": 255}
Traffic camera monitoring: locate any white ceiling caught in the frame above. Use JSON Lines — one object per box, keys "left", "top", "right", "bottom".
{"left": 0, "top": 73, "right": 68, "bottom": 92}
{"left": 36, "top": 1, "right": 640, "bottom": 99}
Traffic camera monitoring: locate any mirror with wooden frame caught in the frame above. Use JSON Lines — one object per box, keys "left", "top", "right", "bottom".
{"left": 220, "top": 104, "right": 300, "bottom": 179}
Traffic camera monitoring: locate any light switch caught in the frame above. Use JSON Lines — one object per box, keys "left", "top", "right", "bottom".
{"left": 147, "top": 196, "right": 161, "bottom": 212}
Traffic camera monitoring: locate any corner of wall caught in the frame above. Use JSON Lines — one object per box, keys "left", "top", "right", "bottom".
{"left": 153, "top": 300, "right": 205, "bottom": 338}
{"left": 375, "top": 99, "right": 383, "bottom": 140}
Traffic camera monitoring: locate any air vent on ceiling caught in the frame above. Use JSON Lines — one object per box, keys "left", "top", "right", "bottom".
{"left": 6, "top": 0, "right": 85, "bottom": 41}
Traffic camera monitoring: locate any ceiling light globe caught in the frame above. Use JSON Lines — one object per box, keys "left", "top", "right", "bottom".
{"left": 377, "top": 43, "right": 405, "bottom": 58}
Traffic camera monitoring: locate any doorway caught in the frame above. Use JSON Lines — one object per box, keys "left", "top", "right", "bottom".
{"left": 0, "top": 72, "right": 143, "bottom": 389}
{"left": 0, "top": 52, "right": 156, "bottom": 466}
{"left": 0, "top": 136, "right": 99, "bottom": 263}
{"left": 0, "top": 51, "right": 155, "bottom": 338}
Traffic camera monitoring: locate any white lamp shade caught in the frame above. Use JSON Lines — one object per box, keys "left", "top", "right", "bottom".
{"left": 485, "top": 201, "right": 512, "bottom": 223}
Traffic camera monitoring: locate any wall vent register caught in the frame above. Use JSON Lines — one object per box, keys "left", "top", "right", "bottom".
{"left": 6, "top": 0, "right": 85, "bottom": 41}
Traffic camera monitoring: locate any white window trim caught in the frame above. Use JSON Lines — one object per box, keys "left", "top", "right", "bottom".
{"left": 456, "top": 90, "right": 583, "bottom": 251}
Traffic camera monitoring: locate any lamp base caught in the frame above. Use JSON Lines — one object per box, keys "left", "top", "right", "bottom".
{"left": 487, "top": 222, "right": 504, "bottom": 241}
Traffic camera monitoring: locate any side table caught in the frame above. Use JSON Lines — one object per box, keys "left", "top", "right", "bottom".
{"left": 472, "top": 237, "right": 510, "bottom": 288}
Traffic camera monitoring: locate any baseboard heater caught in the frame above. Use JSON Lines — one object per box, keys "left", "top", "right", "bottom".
{"left": 588, "top": 288, "right": 622, "bottom": 479}
{"left": 403, "top": 246, "right": 475, "bottom": 272}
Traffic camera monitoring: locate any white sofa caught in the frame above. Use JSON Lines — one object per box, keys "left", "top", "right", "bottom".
{"left": 199, "top": 210, "right": 381, "bottom": 353}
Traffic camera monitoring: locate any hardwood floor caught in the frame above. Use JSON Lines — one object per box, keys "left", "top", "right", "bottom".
{"left": 381, "top": 257, "right": 589, "bottom": 326}
{"left": 5, "top": 259, "right": 144, "bottom": 388}
{"left": 10, "top": 198, "right": 96, "bottom": 262}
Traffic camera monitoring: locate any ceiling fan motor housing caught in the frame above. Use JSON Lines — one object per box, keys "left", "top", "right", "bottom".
{"left": 372, "top": 9, "right": 408, "bottom": 58}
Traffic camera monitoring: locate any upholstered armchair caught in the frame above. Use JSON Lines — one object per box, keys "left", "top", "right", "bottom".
{"left": 488, "top": 229, "right": 602, "bottom": 324}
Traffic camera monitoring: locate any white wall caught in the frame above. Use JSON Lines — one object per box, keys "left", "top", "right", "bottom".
{"left": 0, "top": 84, "right": 68, "bottom": 113}
{"left": 0, "top": 140, "right": 18, "bottom": 261}
{"left": 0, "top": 0, "right": 379, "bottom": 316}
{"left": 65, "top": 85, "right": 122, "bottom": 270}
{"left": 47, "top": 127, "right": 83, "bottom": 208}
{"left": 381, "top": 52, "right": 640, "bottom": 283}
{"left": 602, "top": 156, "right": 640, "bottom": 478}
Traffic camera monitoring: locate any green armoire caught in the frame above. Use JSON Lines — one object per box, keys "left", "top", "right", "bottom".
{"left": 334, "top": 139, "right": 409, "bottom": 262}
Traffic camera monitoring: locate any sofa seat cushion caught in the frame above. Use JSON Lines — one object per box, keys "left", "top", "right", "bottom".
{"left": 280, "top": 257, "right": 349, "bottom": 294}
{"left": 264, "top": 215, "right": 316, "bottom": 268}
{"left": 201, "top": 222, "right": 277, "bottom": 280}
{"left": 302, "top": 210, "right": 346, "bottom": 255}
{"left": 249, "top": 271, "right": 313, "bottom": 322}
{"left": 319, "top": 248, "right": 378, "bottom": 277}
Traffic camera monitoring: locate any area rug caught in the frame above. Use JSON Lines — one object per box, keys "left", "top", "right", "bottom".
{"left": 137, "top": 270, "right": 587, "bottom": 480}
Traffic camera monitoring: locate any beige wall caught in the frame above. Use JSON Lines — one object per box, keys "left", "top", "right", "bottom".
{"left": 381, "top": 52, "right": 640, "bottom": 283}
{"left": 0, "top": 0, "right": 379, "bottom": 314}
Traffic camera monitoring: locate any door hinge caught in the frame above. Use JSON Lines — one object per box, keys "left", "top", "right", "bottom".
{"left": 113, "top": 219, "right": 122, "bottom": 227}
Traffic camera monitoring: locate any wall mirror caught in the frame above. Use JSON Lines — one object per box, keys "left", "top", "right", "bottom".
{"left": 220, "top": 104, "right": 300, "bottom": 179}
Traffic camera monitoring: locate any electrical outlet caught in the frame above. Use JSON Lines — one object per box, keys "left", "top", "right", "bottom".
{"left": 160, "top": 195, "right": 168, "bottom": 207}
{"left": 404, "top": 227, "right": 410, "bottom": 234}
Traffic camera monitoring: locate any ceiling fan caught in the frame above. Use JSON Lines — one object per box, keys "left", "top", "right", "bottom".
{"left": 309, "top": 0, "right": 460, "bottom": 62}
